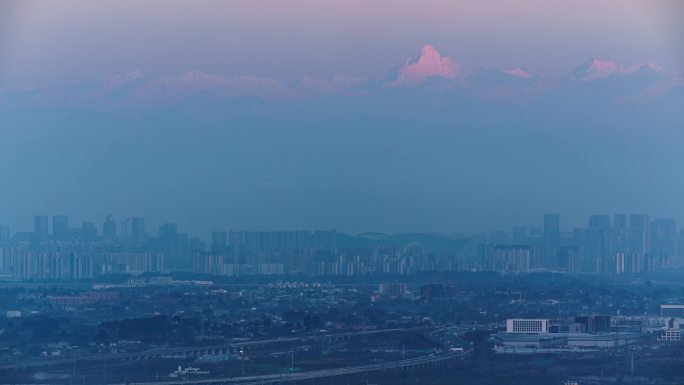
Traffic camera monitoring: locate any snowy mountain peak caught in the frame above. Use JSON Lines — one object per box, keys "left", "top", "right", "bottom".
{"left": 392, "top": 45, "right": 461, "bottom": 86}
{"left": 103, "top": 70, "right": 145, "bottom": 88}
{"left": 503, "top": 67, "right": 535, "bottom": 79}
{"left": 570, "top": 58, "right": 623, "bottom": 81}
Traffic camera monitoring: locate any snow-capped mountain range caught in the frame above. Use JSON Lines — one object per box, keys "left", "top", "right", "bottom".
{"left": 1, "top": 45, "right": 681, "bottom": 108}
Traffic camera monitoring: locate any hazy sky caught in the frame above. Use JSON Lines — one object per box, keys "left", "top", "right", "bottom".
{"left": 1, "top": 1, "right": 683, "bottom": 237}
{"left": 1, "top": 0, "right": 683, "bottom": 84}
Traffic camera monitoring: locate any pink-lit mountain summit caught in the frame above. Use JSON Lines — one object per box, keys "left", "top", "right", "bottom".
{"left": 392, "top": 45, "right": 461, "bottom": 86}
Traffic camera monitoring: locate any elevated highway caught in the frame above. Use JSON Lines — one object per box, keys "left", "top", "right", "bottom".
{"left": 0, "top": 327, "right": 430, "bottom": 371}
{"left": 126, "top": 352, "right": 460, "bottom": 385}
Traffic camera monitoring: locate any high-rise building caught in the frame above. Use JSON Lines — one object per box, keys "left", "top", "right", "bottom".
{"left": 52, "top": 215, "right": 69, "bottom": 241}
{"left": 528, "top": 227, "right": 543, "bottom": 239}
{"left": 493, "top": 245, "right": 531, "bottom": 272}
{"left": 229, "top": 230, "right": 245, "bottom": 263}
{"left": 630, "top": 214, "right": 649, "bottom": 229}
{"left": 211, "top": 231, "right": 228, "bottom": 252}
{"left": 81, "top": 222, "right": 97, "bottom": 242}
{"left": 544, "top": 213, "right": 560, "bottom": 234}
{"left": 189, "top": 236, "right": 205, "bottom": 258}
{"left": 583, "top": 214, "right": 617, "bottom": 273}
{"left": 588, "top": 215, "right": 610, "bottom": 230}
{"left": 34, "top": 215, "right": 49, "bottom": 244}
{"left": 628, "top": 214, "right": 649, "bottom": 255}
{"left": 122, "top": 217, "right": 146, "bottom": 244}
{"left": 557, "top": 246, "right": 581, "bottom": 272}
{"left": 512, "top": 227, "right": 527, "bottom": 244}
{"left": 650, "top": 219, "right": 676, "bottom": 258}
{"left": 613, "top": 214, "right": 627, "bottom": 230}
{"left": 611, "top": 252, "right": 643, "bottom": 274}
{"left": 543, "top": 214, "right": 561, "bottom": 267}
{"left": 0, "top": 225, "right": 9, "bottom": 245}
{"left": 489, "top": 230, "right": 508, "bottom": 244}
{"left": 131, "top": 217, "right": 145, "bottom": 244}
{"left": 121, "top": 218, "right": 132, "bottom": 242}
{"left": 102, "top": 215, "right": 117, "bottom": 242}
{"left": 611, "top": 214, "right": 628, "bottom": 254}
{"left": 158, "top": 223, "right": 181, "bottom": 269}
{"left": 159, "top": 223, "right": 178, "bottom": 240}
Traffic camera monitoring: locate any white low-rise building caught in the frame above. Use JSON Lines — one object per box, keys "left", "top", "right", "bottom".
{"left": 658, "top": 329, "right": 681, "bottom": 341}
{"left": 5, "top": 311, "right": 21, "bottom": 318}
{"left": 506, "top": 319, "right": 549, "bottom": 334}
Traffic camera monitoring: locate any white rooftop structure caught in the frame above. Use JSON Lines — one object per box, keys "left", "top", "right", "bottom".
{"left": 506, "top": 319, "right": 549, "bottom": 334}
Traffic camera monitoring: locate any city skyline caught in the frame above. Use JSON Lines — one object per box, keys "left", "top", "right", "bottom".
{"left": 1, "top": 210, "right": 681, "bottom": 281}
{"left": 0, "top": 211, "right": 682, "bottom": 240}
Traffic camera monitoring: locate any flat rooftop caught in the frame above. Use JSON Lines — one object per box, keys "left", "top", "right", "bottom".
{"left": 494, "top": 332, "right": 645, "bottom": 341}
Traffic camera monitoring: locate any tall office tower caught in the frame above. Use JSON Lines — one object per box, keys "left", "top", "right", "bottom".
{"left": 131, "top": 217, "right": 145, "bottom": 244}
{"left": 101, "top": 215, "right": 117, "bottom": 242}
{"left": 52, "top": 215, "right": 69, "bottom": 241}
{"left": 628, "top": 214, "right": 649, "bottom": 255}
{"left": 34, "top": 215, "right": 49, "bottom": 244}
{"left": 158, "top": 223, "right": 183, "bottom": 269}
{"left": 0, "top": 225, "right": 9, "bottom": 245}
{"left": 613, "top": 214, "right": 627, "bottom": 230}
{"left": 211, "top": 231, "right": 228, "bottom": 252}
{"left": 650, "top": 219, "right": 676, "bottom": 258}
{"left": 588, "top": 215, "right": 610, "bottom": 230}
{"left": 543, "top": 214, "right": 561, "bottom": 267}
{"left": 81, "top": 222, "right": 97, "bottom": 242}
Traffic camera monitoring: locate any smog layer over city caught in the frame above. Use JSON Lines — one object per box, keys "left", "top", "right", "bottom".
{"left": 1, "top": 1, "right": 683, "bottom": 385}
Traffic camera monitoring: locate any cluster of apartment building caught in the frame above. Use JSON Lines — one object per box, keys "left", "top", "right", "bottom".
{"left": 1, "top": 213, "right": 682, "bottom": 280}
{"left": 475, "top": 213, "right": 679, "bottom": 274}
